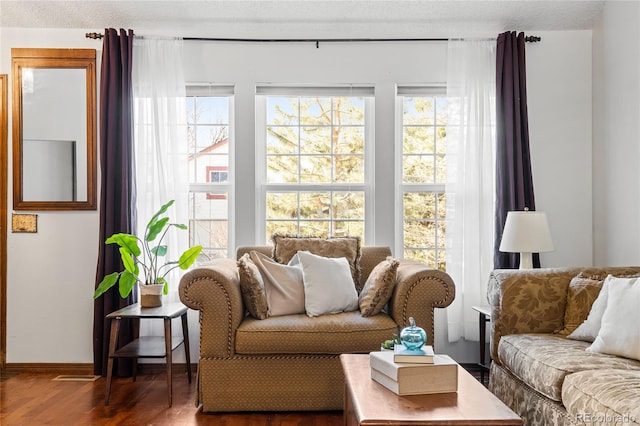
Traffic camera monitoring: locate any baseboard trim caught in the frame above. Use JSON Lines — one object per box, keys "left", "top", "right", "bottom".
{"left": 5, "top": 363, "right": 95, "bottom": 375}
{"left": 459, "top": 362, "right": 484, "bottom": 373}
{"left": 4, "top": 362, "right": 195, "bottom": 376}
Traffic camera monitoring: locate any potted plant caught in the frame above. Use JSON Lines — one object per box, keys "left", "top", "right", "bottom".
{"left": 93, "top": 199, "right": 203, "bottom": 308}
{"left": 381, "top": 333, "right": 402, "bottom": 351}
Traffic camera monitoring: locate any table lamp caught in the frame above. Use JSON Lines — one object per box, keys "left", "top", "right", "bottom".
{"left": 499, "top": 208, "right": 554, "bottom": 269}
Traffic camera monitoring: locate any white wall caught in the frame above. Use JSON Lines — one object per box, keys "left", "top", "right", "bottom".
{"left": 527, "top": 31, "right": 594, "bottom": 268}
{"left": 592, "top": 1, "right": 640, "bottom": 266}
{"left": 1, "top": 26, "right": 594, "bottom": 365}
{"left": 1, "top": 29, "right": 100, "bottom": 363}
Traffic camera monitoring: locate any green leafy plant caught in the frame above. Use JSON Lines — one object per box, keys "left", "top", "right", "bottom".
{"left": 381, "top": 333, "right": 402, "bottom": 350}
{"left": 93, "top": 200, "right": 203, "bottom": 299}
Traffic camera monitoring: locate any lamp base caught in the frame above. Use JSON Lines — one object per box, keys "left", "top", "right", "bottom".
{"left": 519, "top": 252, "right": 533, "bottom": 269}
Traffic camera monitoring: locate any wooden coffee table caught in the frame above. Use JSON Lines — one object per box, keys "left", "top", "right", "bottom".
{"left": 340, "top": 354, "right": 522, "bottom": 425}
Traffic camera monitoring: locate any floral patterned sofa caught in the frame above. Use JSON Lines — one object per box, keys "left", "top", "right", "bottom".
{"left": 487, "top": 267, "right": 640, "bottom": 426}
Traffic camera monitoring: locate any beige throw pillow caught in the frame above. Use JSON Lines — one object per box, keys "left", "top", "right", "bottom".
{"left": 567, "top": 272, "right": 640, "bottom": 341}
{"left": 359, "top": 257, "right": 399, "bottom": 317}
{"left": 291, "top": 251, "right": 359, "bottom": 317}
{"left": 568, "top": 275, "right": 614, "bottom": 342}
{"left": 559, "top": 273, "right": 604, "bottom": 335}
{"left": 237, "top": 253, "right": 269, "bottom": 320}
{"left": 271, "top": 235, "right": 362, "bottom": 291}
{"left": 250, "top": 251, "right": 305, "bottom": 317}
{"left": 586, "top": 276, "right": 640, "bottom": 361}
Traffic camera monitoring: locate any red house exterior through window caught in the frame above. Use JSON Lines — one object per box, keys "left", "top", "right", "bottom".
{"left": 206, "top": 165, "right": 228, "bottom": 200}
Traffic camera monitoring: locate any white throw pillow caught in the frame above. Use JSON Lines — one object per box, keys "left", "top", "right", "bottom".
{"left": 586, "top": 276, "right": 640, "bottom": 360}
{"left": 292, "top": 251, "right": 359, "bottom": 317}
{"left": 567, "top": 274, "right": 614, "bottom": 342}
{"left": 249, "top": 251, "right": 305, "bottom": 317}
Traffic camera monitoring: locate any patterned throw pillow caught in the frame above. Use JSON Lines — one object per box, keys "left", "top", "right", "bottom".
{"left": 565, "top": 271, "right": 640, "bottom": 340}
{"left": 237, "top": 253, "right": 269, "bottom": 320}
{"left": 359, "top": 257, "right": 399, "bottom": 317}
{"left": 559, "top": 273, "right": 604, "bottom": 335}
{"left": 271, "top": 234, "right": 362, "bottom": 291}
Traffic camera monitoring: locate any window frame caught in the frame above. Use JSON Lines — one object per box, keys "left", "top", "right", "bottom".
{"left": 185, "top": 84, "right": 235, "bottom": 259}
{"left": 255, "top": 86, "right": 375, "bottom": 244}
{"left": 395, "top": 85, "right": 448, "bottom": 269}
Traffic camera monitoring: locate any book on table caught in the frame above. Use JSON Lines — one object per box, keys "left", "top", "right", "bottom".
{"left": 393, "top": 344, "right": 434, "bottom": 364}
{"left": 369, "top": 351, "right": 458, "bottom": 395}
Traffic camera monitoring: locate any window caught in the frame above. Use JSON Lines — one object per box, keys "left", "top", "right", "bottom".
{"left": 208, "top": 169, "right": 228, "bottom": 183}
{"left": 257, "top": 87, "right": 373, "bottom": 243}
{"left": 206, "top": 167, "right": 228, "bottom": 200}
{"left": 398, "top": 88, "right": 448, "bottom": 269}
{"left": 186, "top": 86, "right": 233, "bottom": 259}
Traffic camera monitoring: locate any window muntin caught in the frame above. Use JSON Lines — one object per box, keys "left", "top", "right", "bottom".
{"left": 208, "top": 169, "right": 228, "bottom": 183}
{"left": 186, "top": 92, "right": 232, "bottom": 259}
{"left": 402, "top": 96, "right": 448, "bottom": 184}
{"left": 266, "top": 190, "right": 365, "bottom": 238}
{"left": 259, "top": 92, "right": 371, "bottom": 243}
{"left": 266, "top": 96, "right": 365, "bottom": 184}
{"left": 400, "top": 93, "right": 448, "bottom": 269}
{"left": 402, "top": 190, "right": 446, "bottom": 268}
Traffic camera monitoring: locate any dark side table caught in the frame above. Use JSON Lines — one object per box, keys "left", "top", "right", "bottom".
{"left": 104, "top": 302, "right": 192, "bottom": 406}
{"left": 472, "top": 305, "right": 492, "bottom": 386}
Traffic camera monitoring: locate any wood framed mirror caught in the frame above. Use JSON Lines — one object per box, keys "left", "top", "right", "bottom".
{"left": 12, "top": 48, "right": 97, "bottom": 210}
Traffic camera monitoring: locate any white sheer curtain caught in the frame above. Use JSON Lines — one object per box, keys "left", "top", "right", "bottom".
{"left": 445, "top": 38, "right": 496, "bottom": 342}
{"left": 132, "top": 37, "right": 188, "bottom": 305}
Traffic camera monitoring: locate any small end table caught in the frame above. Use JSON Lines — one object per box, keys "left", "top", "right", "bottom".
{"left": 104, "top": 302, "right": 192, "bottom": 407}
{"left": 472, "top": 305, "right": 492, "bottom": 386}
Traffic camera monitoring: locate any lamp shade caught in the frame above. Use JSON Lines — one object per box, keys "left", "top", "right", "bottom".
{"left": 499, "top": 210, "right": 554, "bottom": 268}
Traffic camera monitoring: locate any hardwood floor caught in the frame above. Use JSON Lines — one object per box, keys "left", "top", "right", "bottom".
{"left": 0, "top": 372, "right": 343, "bottom": 425}
{"left": 1, "top": 366, "right": 484, "bottom": 425}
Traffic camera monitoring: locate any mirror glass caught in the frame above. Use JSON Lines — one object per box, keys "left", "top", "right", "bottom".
{"left": 12, "top": 48, "right": 97, "bottom": 210}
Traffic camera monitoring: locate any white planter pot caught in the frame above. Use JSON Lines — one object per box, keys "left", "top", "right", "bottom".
{"left": 139, "top": 283, "right": 164, "bottom": 308}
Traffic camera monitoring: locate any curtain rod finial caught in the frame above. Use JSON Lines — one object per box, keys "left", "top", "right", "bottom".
{"left": 524, "top": 35, "right": 541, "bottom": 43}
{"left": 86, "top": 32, "right": 104, "bottom": 40}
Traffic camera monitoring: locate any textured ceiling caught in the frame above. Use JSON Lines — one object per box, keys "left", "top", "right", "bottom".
{"left": 0, "top": 0, "right": 606, "bottom": 38}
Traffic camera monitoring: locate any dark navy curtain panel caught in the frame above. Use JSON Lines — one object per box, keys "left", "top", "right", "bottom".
{"left": 93, "top": 28, "right": 137, "bottom": 376}
{"left": 494, "top": 31, "right": 539, "bottom": 269}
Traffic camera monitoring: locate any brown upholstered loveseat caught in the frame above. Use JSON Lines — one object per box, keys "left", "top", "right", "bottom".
{"left": 179, "top": 245, "right": 455, "bottom": 412}
{"left": 488, "top": 267, "right": 640, "bottom": 426}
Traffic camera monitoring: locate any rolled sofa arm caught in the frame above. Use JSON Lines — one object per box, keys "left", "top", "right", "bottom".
{"left": 179, "top": 258, "right": 244, "bottom": 358}
{"left": 487, "top": 267, "right": 580, "bottom": 364}
{"left": 388, "top": 260, "right": 455, "bottom": 352}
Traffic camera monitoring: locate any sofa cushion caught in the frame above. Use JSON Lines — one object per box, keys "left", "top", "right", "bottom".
{"left": 498, "top": 334, "right": 640, "bottom": 402}
{"left": 568, "top": 275, "right": 615, "bottom": 343}
{"left": 235, "top": 311, "right": 397, "bottom": 354}
{"left": 359, "top": 257, "right": 399, "bottom": 317}
{"left": 562, "top": 369, "right": 640, "bottom": 425}
{"left": 292, "top": 251, "right": 359, "bottom": 317}
{"left": 568, "top": 272, "right": 640, "bottom": 343}
{"left": 587, "top": 275, "right": 640, "bottom": 361}
{"left": 272, "top": 235, "right": 362, "bottom": 290}
{"left": 237, "top": 253, "right": 269, "bottom": 319}
{"left": 250, "top": 251, "right": 305, "bottom": 317}
{"left": 559, "top": 273, "right": 604, "bottom": 335}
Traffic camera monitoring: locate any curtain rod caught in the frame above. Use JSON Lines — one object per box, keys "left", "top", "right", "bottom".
{"left": 85, "top": 32, "right": 541, "bottom": 47}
